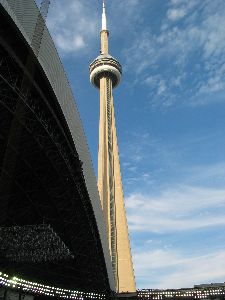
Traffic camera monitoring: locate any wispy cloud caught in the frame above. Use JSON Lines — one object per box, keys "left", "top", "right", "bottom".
{"left": 126, "top": 185, "right": 225, "bottom": 233}
{"left": 121, "top": 130, "right": 225, "bottom": 288}
{"left": 121, "top": 127, "right": 225, "bottom": 191}
{"left": 167, "top": 8, "right": 187, "bottom": 21}
{"left": 123, "top": 134, "right": 225, "bottom": 289}
{"left": 110, "top": 0, "right": 141, "bottom": 35}
{"left": 123, "top": 0, "right": 225, "bottom": 107}
{"left": 121, "top": 132, "right": 181, "bottom": 189}
{"left": 167, "top": 0, "right": 199, "bottom": 22}
{"left": 134, "top": 249, "right": 225, "bottom": 289}
{"left": 46, "top": 0, "right": 99, "bottom": 55}
{"left": 126, "top": 160, "right": 225, "bottom": 288}
{"left": 44, "top": 0, "right": 142, "bottom": 56}
{"left": 184, "top": 162, "right": 225, "bottom": 186}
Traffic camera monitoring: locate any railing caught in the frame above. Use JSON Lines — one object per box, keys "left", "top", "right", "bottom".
{"left": 137, "top": 286, "right": 225, "bottom": 299}
{"left": 0, "top": 272, "right": 106, "bottom": 300}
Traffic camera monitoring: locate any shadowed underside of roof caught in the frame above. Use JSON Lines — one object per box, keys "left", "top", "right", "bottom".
{"left": 0, "top": 0, "right": 115, "bottom": 293}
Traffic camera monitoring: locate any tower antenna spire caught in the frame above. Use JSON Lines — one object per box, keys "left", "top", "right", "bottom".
{"left": 90, "top": 0, "right": 136, "bottom": 292}
{"left": 102, "top": 0, "right": 107, "bottom": 30}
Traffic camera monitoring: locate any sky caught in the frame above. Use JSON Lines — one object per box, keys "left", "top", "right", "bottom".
{"left": 35, "top": 0, "right": 225, "bottom": 290}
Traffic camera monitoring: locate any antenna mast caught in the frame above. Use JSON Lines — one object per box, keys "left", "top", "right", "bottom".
{"left": 102, "top": 0, "right": 107, "bottom": 30}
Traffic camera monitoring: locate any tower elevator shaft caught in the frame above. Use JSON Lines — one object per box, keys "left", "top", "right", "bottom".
{"left": 89, "top": 1, "right": 136, "bottom": 292}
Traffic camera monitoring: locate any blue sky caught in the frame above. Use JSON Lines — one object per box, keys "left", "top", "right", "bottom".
{"left": 35, "top": 0, "right": 225, "bottom": 290}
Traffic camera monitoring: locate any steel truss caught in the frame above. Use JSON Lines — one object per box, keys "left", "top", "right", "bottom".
{"left": 0, "top": 27, "right": 109, "bottom": 294}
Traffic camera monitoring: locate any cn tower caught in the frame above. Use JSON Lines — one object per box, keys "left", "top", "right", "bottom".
{"left": 89, "top": 0, "right": 136, "bottom": 293}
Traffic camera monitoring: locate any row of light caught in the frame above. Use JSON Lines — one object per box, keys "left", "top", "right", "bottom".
{"left": 0, "top": 272, "right": 106, "bottom": 300}
{"left": 138, "top": 287, "right": 225, "bottom": 299}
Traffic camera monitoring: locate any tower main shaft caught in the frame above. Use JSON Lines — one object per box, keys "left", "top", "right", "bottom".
{"left": 89, "top": 1, "right": 136, "bottom": 293}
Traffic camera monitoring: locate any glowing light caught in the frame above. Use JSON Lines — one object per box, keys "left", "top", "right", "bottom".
{"left": 0, "top": 271, "right": 106, "bottom": 300}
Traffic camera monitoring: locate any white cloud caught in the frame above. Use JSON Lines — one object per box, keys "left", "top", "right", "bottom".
{"left": 124, "top": 0, "right": 225, "bottom": 107}
{"left": 55, "top": 33, "right": 85, "bottom": 52}
{"left": 134, "top": 249, "right": 225, "bottom": 288}
{"left": 126, "top": 185, "right": 225, "bottom": 233}
{"left": 46, "top": 0, "right": 98, "bottom": 54}
{"left": 157, "top": 80, "right": 167, "bottom": 95}
{"left": 45, "top": 0, "right": 142, "bottom": 55}
{"left": 201, "top": 13, "right": 225, "bottom": 59}
{"left": 167, "top": 8, "right": 187, "bottom": 21}
{"left": 168, "top": 0, "right": 200, "bottom": 21}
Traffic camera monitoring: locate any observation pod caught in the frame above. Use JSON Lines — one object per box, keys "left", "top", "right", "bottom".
{"left": 89, "top": 54, "right": 122, "bottom": 89}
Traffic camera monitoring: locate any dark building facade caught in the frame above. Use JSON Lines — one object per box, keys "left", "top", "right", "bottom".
{"left": 137, "top": 285, "right": 225, "bottom": 300}
{"left": 0, "top": 0, "right": 115, "bottom": 296}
